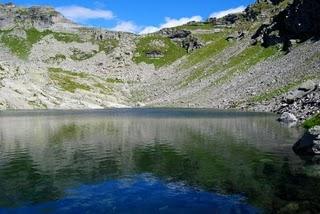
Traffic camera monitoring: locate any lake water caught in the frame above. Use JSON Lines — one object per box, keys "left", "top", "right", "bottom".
{"left": 0, "top": 109, "right": 319, "bottom": 213}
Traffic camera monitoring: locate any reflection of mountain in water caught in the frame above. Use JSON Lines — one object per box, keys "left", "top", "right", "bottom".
{"left": 0, "top": 110, "right": 318, "bottom": 213}
{"left": 0, "top": 174, "right": 259, "bottom": 214}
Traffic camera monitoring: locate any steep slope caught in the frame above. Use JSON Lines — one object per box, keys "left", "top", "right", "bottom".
{"left": 0, "top": 1, "right": 319, "bottom": 122}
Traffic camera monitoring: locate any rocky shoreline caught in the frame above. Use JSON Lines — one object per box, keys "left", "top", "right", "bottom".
{"left": 276, "top": 80, "right": 320, "bottom": 125}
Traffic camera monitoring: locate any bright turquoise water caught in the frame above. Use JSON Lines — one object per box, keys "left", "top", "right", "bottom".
{"left": 0, "top": 109, "right": 318, "bottom": 213}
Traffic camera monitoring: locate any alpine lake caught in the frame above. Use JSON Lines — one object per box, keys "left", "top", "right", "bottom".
{"left": 0, "top": 109, "right": 319, "bottom": 214}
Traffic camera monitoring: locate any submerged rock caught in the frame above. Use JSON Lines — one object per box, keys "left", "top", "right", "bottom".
{"left": 293, "top": 126, "right": 320, "bottom": 156}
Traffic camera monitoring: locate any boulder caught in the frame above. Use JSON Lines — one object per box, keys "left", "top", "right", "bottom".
{"left": 182, "top": 36, "right": 202, "bottom": 53}
{"left": 278, "top": 112, "right": 298, "bottom": 123}
{"left": 293, "top": 126, "right": 320, "bottom": 156}
{"left": 285, "top": 80, "right": 317, "bottom": 104}
{"left": 298, "top": 80, "right": 317, "bottom": 92}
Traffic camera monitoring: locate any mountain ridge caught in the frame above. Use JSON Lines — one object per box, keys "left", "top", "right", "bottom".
{"left": 0, "top": 0, "right": 319, "bottom": 123}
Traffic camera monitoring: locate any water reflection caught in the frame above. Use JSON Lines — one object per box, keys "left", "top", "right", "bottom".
{"left": 0, "top": 109, "right": 318, "bottom": 213}
{"left": 1, "top": 174, "right": 259, "bottom": 214}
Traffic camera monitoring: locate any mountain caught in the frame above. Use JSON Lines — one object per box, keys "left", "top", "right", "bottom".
{"left": 0, "top": 0, "right": 319, "bottom": 122}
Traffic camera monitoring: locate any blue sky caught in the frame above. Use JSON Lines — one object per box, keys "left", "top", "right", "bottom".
{"left": 1, "top": 0, "right": 255, "bottom": 33}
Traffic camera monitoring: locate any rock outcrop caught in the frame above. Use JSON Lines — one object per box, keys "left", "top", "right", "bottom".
{"left": 159, "top": 28, "right": 202, "bottom": 52}
{"left": 252, "top": 0, "right": 320, "bottom": 50}
{"left": 0, "top": 3, "right": 76, "bottom": 30}
{"left": 276, "top": 81, "right": 320, "bottom": 122}
{"left": 293, "top": 126, "right": 320, "bottom": 155}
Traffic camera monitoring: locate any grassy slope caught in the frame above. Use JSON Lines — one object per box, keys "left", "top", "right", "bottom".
{"left": 181, "top": 42, "right": 278, "bottom": 87}
{"left": 133, "top": 35, "right": 186, "bottom": 68}
{"left": 0, "top": 28, "right": 118, "bottom": 60}
{"left": 182, "top": 32, "right": 229, "bottom": 69}
{"left": 0, "top": 28, "right": 82, "bottom": 59}
{"left": 48, "top": 68, "right": 91, "bottom": 93}
{"left": 48, "top": 67, "right": 123, "bottom": 94}
{"left": 213, "top": 45, "right": 279, "bottom": 85}
{"left": 175, "top": 23, "right": 215, "bottom": 31}
{"left": 250, "top": 76, "right": 318, "bottom": 103}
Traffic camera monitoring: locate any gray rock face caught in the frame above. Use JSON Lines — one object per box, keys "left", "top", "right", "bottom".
{"left": 0, "top": 3, "right": 78, "bottom": 32}
{"left": 252, "top": 0, "right": 320, "bottom": 50}
{"left": 293, "top": 126, "right": 320, "bottom": 155}
{"left": 278, "top": 112, "right": 298, "bottom": 123}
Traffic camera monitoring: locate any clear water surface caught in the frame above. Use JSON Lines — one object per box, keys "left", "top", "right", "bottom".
{"left": 0, "top": 108, "right": 319, "bottom": 214}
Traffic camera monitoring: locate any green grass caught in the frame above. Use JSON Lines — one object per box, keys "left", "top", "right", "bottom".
{"left": 180, "top": 67, "right": 206, "bottom": 87}
{"left": 133, "top": 35, "right": 186, "bottom": 68}
{"left": 0, "top": 28, "right": 83, "bottom": 59}
{"left": 213, "top": 45, "right": 279, "bottom": 85}
{"left": 48, "top": 68, "right": 119, "bottom": 94}
{"left": 48, "top": 67, "right": 90, "bottom": 93}
{"left": 1, "top": 28, "right": 52, "bottom": 58}
{"left": 0, "top": 34, "right": 30, "bottom": 58}
{"left": 250, "top": 82, "right": 300, "bottom": 103}
{"left": 26, "top": 28, "right": 51, "bottom": 44}
{"left": 181, "top": 44, "right": 278, "bottom": 87}
{"left": 48, "top": 67, "right": 88, "bottom": 78}
{"left": 175, "top": 23, "right": 214, "bottom": 31}
{"left": 182, "top": 32, "right": 230, "bottom": 69}
{"left": 179, "top": 32, "right": 231, "bottom": 86}
{"left": 303, "top": 114, "right": 320, "bottom": 129}
{"left": 106, "top": 78, "right": 124, "bottom": 84}
{"left": 250, "top": 76, "right": 318, "bottom": 103}
{"left": 51, "top": 32, "right": 82, "bottom": 43}
{"left": 94, "top": 83, "right": 113, "bottom": 94}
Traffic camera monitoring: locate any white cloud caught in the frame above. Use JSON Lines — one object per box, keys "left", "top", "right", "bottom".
{"left": 139, "top": 15, "right": 203, "bottom": 34}
{"left": 139, "top": 26, "right": 159, "bottom": 34}
{"left": 160, "top": 16, "right": 203, "bottom": 29}
{"left": 56, "top": 6, "right": 114, "bottom": 21}
{"left": 110, "top": 21, "right": 140, "bottom": 33}
{"left": 209, "top": 6, "right": 246, "bottom": 19}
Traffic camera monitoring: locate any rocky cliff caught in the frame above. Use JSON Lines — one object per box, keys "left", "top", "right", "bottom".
{"left": 0, "top": 1, "right": 319, "bottom": 122}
